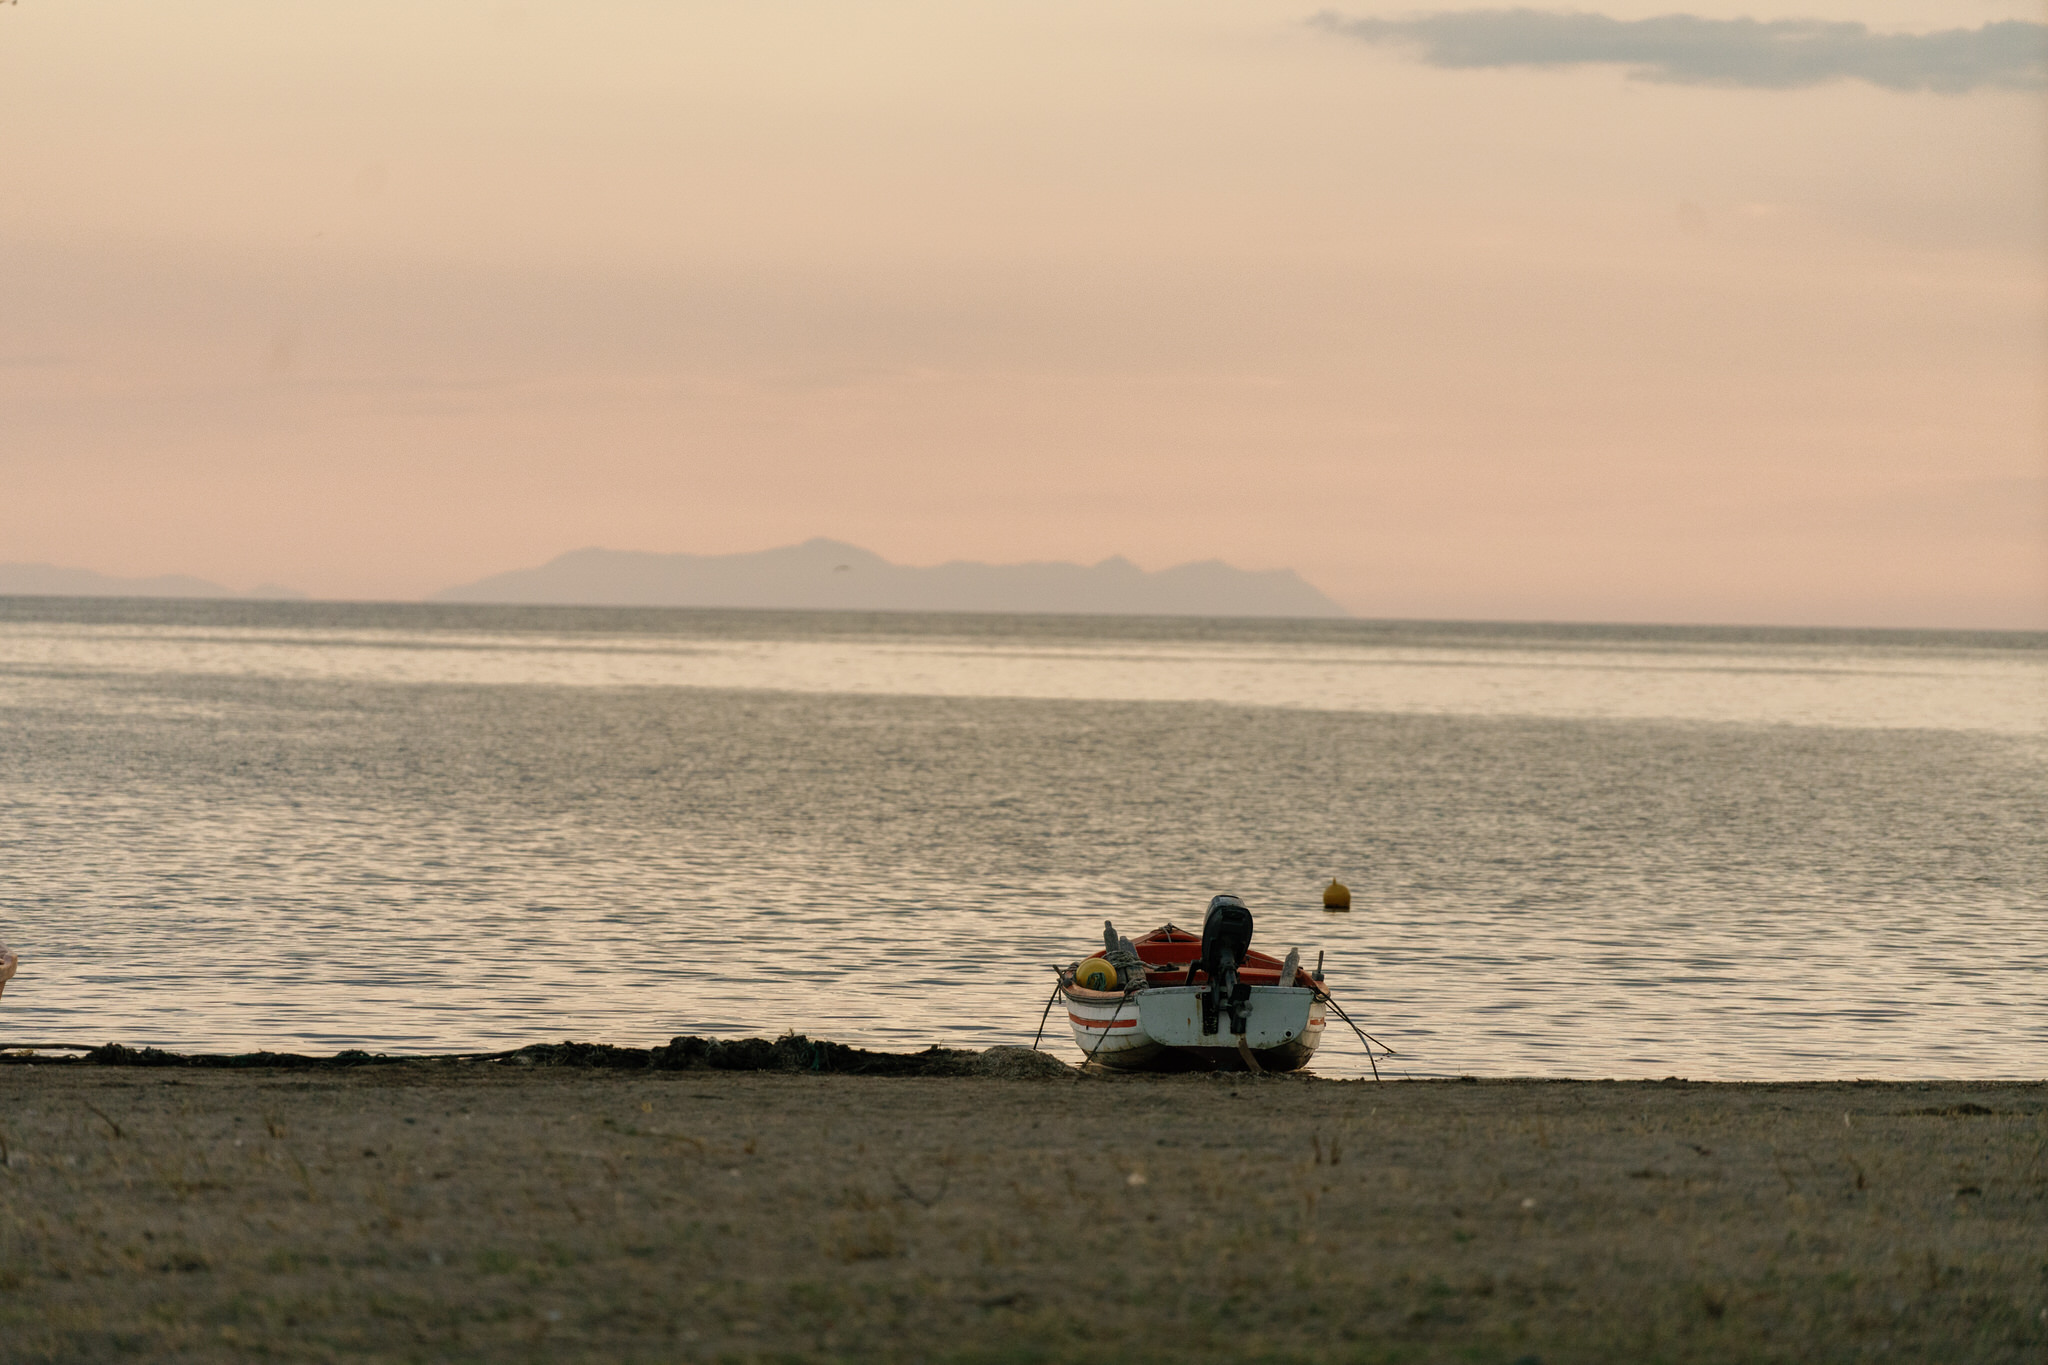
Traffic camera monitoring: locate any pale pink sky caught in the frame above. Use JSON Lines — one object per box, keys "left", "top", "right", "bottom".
{"left": 3, "top": 0, "right": 2043, "bottom": 625}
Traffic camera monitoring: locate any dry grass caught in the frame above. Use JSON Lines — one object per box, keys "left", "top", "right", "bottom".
{"left": 0, "top": 1066, "right": 2043, "bottom": 1363}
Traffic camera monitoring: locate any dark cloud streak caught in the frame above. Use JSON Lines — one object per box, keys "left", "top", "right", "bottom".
{"left": 1311, "top": 10, "right": 2048, "bottom": 92}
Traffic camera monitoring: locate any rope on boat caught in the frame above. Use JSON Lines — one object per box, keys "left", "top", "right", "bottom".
{"left": 1074, "top": 985, "right": 1137, "bottom": 1082}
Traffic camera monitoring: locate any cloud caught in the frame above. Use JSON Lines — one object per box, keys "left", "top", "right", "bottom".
{"left": 1310, "top": 10, "right": 2048, "bottom": 92}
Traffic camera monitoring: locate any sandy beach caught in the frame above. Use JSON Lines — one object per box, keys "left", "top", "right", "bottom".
{"left": 0, "top": 1058, "right": 2042, "bottom": 1363}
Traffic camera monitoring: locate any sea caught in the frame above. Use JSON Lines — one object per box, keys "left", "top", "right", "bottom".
{"left": 1, "top": 597, "right": 2042, "bottom": 1080}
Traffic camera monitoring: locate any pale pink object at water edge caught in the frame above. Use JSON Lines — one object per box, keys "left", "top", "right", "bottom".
{"left": 0, "top": 943, "right": 16, "bottom": 999}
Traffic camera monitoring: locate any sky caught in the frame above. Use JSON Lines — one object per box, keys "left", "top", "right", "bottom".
{"left": 2, "top": 0, "right": 2043, "bottom": 626}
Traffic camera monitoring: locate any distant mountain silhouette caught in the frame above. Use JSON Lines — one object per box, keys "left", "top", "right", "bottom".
{"left": 0, "top": 563, "right": 307, "bottom": 600}
{"left": 433, "top": 539, "right": 1347, "bottom": 618}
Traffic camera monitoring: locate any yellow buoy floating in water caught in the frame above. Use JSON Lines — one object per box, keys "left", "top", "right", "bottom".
{"left": 1322, "top": 879, "right": 1351, "bottom": 911}
{"left": 1075, "top": 957, "right": 1119, "bottom": 990}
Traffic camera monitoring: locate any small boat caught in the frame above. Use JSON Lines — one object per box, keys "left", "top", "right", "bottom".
{"left": 1057, "top": 896, "right": 1328, "bottom": 1073}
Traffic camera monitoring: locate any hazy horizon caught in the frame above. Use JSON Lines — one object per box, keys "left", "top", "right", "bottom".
{"left": 3, "top": 1, "right": 2042, "bottom": 628}
{"left": 12, "top": 544, "right": 2048, "bottom": 637}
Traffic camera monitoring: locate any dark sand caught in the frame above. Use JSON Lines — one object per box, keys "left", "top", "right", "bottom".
{"left": 1, "top": 1062, "right": 2043, "bottom": 1363}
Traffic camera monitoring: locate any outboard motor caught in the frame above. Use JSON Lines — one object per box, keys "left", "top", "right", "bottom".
{"left": 1196, "top": 895, "right": 1255, "bottom": 1036}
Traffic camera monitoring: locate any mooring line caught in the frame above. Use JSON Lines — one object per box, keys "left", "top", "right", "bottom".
{"left": 1312, "top": 987, "right": 1393, "bottom": 1081}
{"left": 1029, "top": 979, "right": 1062, "bottom": 1051}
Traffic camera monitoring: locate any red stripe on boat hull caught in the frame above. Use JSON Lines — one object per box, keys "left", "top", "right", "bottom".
{"left": 1067, "top": 1013, "right": 1138, "bottom": 1030}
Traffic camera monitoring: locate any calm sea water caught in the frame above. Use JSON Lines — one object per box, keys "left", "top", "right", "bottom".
{"left": 1, "top": 597, "right": 2042, "bottom": 1079}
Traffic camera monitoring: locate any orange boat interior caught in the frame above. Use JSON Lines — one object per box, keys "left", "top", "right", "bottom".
{"left": 1126, "top": 923, "right": 1316, "bottom": 989}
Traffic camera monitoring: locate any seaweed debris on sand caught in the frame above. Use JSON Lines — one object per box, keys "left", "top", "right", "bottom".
{"left": 0, "top": 1035, "right": 1075, "bottom": 1077}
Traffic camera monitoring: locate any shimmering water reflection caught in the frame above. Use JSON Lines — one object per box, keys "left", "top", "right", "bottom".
{"left": 1, "top": 601, "right": 2042, "bottom": 1078}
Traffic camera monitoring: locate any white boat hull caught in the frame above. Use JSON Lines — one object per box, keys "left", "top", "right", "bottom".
{"left": 1065, "top": 984, "right": 1326, "bottom": 1073}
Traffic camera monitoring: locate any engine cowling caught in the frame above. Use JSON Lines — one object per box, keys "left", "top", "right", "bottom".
{"left": 1196, "top": 895, "right": 1254, "bottom": 1035}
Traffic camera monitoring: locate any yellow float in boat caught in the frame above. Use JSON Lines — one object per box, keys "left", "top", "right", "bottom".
{"left": 1323, "top": 879, "right": 1351, "bottom": 910}
{"left": 1075, "top": 957, "right": 1119, "bottom": 990}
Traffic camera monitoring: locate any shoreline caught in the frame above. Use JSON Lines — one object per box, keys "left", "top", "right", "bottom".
{"left": 1, "top": 1061, "right": 2041, "bottom": 1362}
{"left": 4, "top": 1034, "right": 2040, "bottom": 1086}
